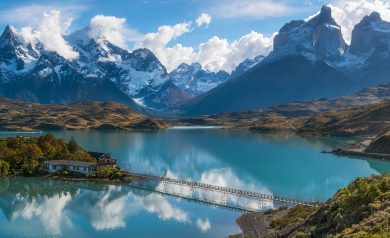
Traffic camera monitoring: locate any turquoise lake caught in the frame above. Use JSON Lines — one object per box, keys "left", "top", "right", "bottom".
{"left": 0, "top": 129, "right": 389, "bottom": 238}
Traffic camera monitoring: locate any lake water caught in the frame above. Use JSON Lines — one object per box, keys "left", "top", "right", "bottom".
{"left": 0, "top": 129, "right": 389, "bottom": 238}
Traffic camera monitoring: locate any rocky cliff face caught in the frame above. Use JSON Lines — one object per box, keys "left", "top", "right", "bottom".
{"left": 271, "top": 6, "right": 346, "bottom": 62}
{"left": 338, "top": 11, "right": 390, "bottom": 86}
{"left": 350, "top": 12, "right": 390, "bottom": 55}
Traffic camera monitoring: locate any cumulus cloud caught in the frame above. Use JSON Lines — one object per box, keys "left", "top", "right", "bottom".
{"left": 89, "top": 15, "right": 143, "bottom": 48}
{"left": 138, "top": 21, "right": 196, "bottom": 71}
{"left": 140, "top": 193, "right": 189, "bottom": 222}
{"left": 210, "top": 0, "right": 299, "bottom": 19}
{"left": 12, "top": 193, "right": 72, "bottom": 235}
{"left": 91, "top": 187, "right": 130, "bottom": 230}
{"left": 329, "top": 0, "right": 390, "bottom": 44}
{"left": 138, "top": 17, "right": 273, "bottom": 73}
{"left": 197, "top": 31, "right": 275, "bottom": 72}
{"left": 196, "top": 218, "right": 211, "bottom": 232}
{"left": 196, "top": 13, "right": 212, "bottom": 27}
{"left": 39, "top": 10, "right": 79, "bottom": 59}
{"left": 142, "top": 21, "right": 192, "bottom": 47}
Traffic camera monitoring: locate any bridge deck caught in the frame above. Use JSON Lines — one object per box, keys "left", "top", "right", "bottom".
{"left": 125, "top": 171, "right": 321, "bottom": 207}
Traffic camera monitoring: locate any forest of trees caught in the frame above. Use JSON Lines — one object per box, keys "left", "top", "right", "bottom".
{"left": 0, "top": 134, "right": 94, "bottom": 175}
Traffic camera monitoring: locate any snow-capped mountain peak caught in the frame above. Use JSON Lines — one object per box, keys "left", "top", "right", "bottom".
{"left": 270, "top": 6, "right": 346, "bottom": 62}
{"left": 350, "top": 12, "right": 390, "bottom": 55}
{"left": 169, "top": 62, "right": 229, "bottom": 96}
{"left": 230, "top": 55, "right": 265, "bottom": 78}
{"left": 0, "top": 25, "right": 40, "bottom": 71}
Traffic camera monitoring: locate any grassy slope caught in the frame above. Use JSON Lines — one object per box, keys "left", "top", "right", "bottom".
{"left": 279, "top": 174, "right": 390, "bottom": 238}
{"left": 298, "top": 101, "right": 390, "bottom": 137}
{"left": 0, "top": 98, "right": 168, "bottom": 131}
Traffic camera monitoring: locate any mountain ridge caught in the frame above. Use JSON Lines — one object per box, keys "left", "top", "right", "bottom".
{"left": 176, "top": 7, "right": 390, "bottom": 116}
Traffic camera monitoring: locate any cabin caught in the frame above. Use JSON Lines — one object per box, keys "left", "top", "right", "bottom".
{"left": 88, "top": 152, "right": 117, "bottom": 168}
{"left": 42, "top": 160, "right": 98, "bottom": 174}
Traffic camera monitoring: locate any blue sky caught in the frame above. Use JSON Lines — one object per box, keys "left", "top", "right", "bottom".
{"left": 0, "top": 0, "right": 326, "bottom": 47}
{"left": 0, "top": 0, "right": 388, "bottom": 72}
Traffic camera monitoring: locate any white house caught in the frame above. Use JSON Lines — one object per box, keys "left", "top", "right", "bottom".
{"left": 42, "top": 160, "right": 98, "bottom": 174}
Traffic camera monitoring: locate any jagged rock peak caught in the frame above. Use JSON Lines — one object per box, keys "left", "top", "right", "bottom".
{"left": 0, "top": 25, "right": 20, "bottom": 44}
{"left": 315, "top": 6, "right": 336, "bottom": 24}
{"left": 367, "top": 11, "right": 381, "bottom": 21}
{"left": 271, "top": 5, "right": 345, "bottom": 61}
{"left": 350, "top": 11, "right": 390, "bottom": 55}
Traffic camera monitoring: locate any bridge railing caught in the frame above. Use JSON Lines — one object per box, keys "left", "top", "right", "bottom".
{"left": 124, "top": 171, "right": 321, "bottom": 207}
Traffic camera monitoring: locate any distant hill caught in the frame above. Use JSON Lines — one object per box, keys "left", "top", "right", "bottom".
{"left": 298, "top": 99, "right": 390, "bottom": 136}
{"left": 0, "top": 98, "right": 168, "bottom": 131}
{"left": 176, "top": 83, "right": 390, "bottom": 132}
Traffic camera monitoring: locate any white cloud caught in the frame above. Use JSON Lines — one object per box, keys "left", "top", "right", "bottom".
{"left": 138, "top": 18, "right": 273, "bottom": 73}
{"left": 12, "top": 10, "right": 79, "bottom": 60}
{"left": 89, "top": 15, "right": 143, "bottom": 48}
{"left": 196, "top": 218, "right": 211, "bottom": 232}
{"left": 210, "top": 0, "right": 299, "bottom": 19}
{"left": 39, "top": 10, "right": 79, "bottom": 60}
{"left": 196, "top": 13, "right": 212, "bottom": 27}
{"left": 197, "top": 31, "right": 275, "bottom": 72}
{"left": 91, "top": 187, "right": 130, "bottom": 230}
{"left": 138, "top": 22, "right": 196, "bottom": 71}
{"left": 12, "top": 193, "right": 72, "bottom": 235}
{"left": 329, "top": 0, "right": 390, "bottom": 44}
{"left": 142, "top": 21, "right": 192, "bottom": 47}
{"left": 140, "top": 193, "right": 189, "bottom": 222}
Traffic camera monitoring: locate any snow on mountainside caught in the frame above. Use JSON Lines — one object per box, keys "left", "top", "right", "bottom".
{"left": 338, "top": 12, "right": 390, "bottom": 69}
{"left": 0, "top": 25, "right": 40, "bottom": 74}
{"left": 230, "top": 55, "right": 265, "bottom": 79}
{"left": 67, "top": 29, "right": 170, "bottom": 98}
{"left": 0, "top": 24, "right": 276, "bottom": 111}
{"left": 268, "top": 6, "right": 346, "bottom": 63}
{"left": 335, "top": 11, "right": 390, "bottom": 87}
{"left": 350, "top": 12, "right": 390, "bottom": 55}
{"left": 0, "top": 25, "right": 191, "bottom": 111}
{"left": 0, "top": 29, "right": 140, "bottom": 109}
{"left": 169, "top": 62, "right": 229, "bottom": 96}
{"left": 177, "top": 6, "right": 356, "bottom": 116}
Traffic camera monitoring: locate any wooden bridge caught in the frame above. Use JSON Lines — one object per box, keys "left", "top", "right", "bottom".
{"left": 124, "top": 171, "right": 321, "bottom": 212}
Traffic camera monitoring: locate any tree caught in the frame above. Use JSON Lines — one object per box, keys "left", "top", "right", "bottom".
{"left": 0, "top": 160, "right": 9, "bottom": 176}
{"left": 67, "top": 137, "right": 79, "bottom": 154}
{"left": 20, "top": 144, "right": 43, "bottom": 161}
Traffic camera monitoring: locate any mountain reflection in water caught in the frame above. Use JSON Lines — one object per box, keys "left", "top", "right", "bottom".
{"left": 0, "top": 177, "right": 239, "bottom": 238}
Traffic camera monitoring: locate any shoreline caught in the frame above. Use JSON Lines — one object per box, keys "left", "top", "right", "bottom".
{"left": 2, "top": 173, "right": 134, "bottom": 185}
{"left": 330, "top": 148, "right": 390, "bottom": 162}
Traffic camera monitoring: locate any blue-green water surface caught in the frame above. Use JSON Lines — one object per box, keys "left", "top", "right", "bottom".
{"left": 0, "top": 129, "right": 389, "bottom": 238}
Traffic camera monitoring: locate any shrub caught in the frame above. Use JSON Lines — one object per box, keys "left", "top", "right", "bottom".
{"left": 95, "top": 167, "right": 123, "bottom": 179}
{"left": 0, "top": 160, "right": 9, "bottom": 176}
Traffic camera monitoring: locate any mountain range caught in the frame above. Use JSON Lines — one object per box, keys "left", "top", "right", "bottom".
{"left": 2, "top": 6, "right": 390, "bottom": 117}
{"left": 0, "top": 25, "right": 244, "bottom": 111}
{"left": 178, "top": 7, "right": 390, "bottom": 116}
